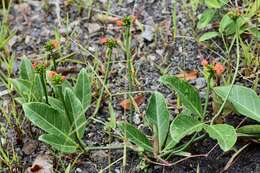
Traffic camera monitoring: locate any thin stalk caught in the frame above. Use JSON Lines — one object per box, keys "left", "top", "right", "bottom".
{"left": 86, "top": 144, "right": 124, "bottom": 151}
{"left": 50, "top": 51, "right": 57, "bottom": 71}
{"left": 124, "top": 25, "right": 134, "bottom": 121}
{"left": 40, "top": 72, "right": 49, "bottom": 104}
{"left": 92, "top": 48, "right": 113, "bottom": 117}
{"left": 203, "top": 77, "right": 211, "bottom": 118}
{"left": 172, "top": 0, "right": 177, "bottom": 40}
{"left": 211, "top": 34, "right": 241, "bottom": 125}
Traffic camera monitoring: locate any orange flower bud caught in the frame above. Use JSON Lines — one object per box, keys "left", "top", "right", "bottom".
{"left": 213, "top": 63, "right": 225, "bottom": 75}
{"left": 61, "top": 76, "right": 65, "bottom": 81}
{"left": 100, "top": 37, "right": 108, "bottom": 44}
{"left": 50, "top": 39, "right": 59, "bottom": 49}
{"left": 32, "top": 63, "right": 37, "bottom": 69}
{"left": 201, "top": 59, "right": 209, "bottom": 66}
{"left": 48, "top": 71, "right": 57, "bottom": 78}
{"left": 116, "top": 20, "right": 123, "bottom": 27}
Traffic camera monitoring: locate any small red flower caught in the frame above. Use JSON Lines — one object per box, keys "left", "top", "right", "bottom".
{"left": 50, "top": 39, "right": 59, "bottom": 49}
{"left": 32, "top": 63, "right": 37, "bottom": 69}
{"left": 213, "top": 63, "right": 225, "bottom": 75}
{"left": 116, "top": 19, "right": 123, "bottom": 27}
{"left": 61, "top": 76, "right": 65, "bottom": 81}
{"left": 201, "top": 59, "right": 209, "bottom": 66}
{"left": 48, "top": 71, "right": 57, "bottom": 78}
{"left": 100, "top": 37, "right": 108, "bottom": 44}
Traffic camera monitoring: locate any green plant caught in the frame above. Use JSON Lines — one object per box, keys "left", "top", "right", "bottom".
{"left": 0, "top": 22, "right": 14, "bottom": 50}
{"left": 119, "top": 76, "right": 237, "bottom": 163}
{"left": 214, "top": 85, "right": 260, "bottom": 140}
{"left": 9, "top": 58, "right": 45, "bottom": 104}
{"left": 118, "top": 16, "right": 136, "bottom": 120}
{"left": 11, "top": 58, "right": 92, "bottom": 153}
{"left": 196, "top": 0, "right": 260, "bottom": 42}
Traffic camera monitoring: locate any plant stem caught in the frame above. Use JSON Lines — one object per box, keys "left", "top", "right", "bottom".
{"left": 203, "top": 77, "right": 211, "bottom": 118}
{"left": 124, "top": 25, "right": 134, "bottom": 122}
{"left": 210, "top": 34, "right": 241, "bottom": 125}
{"left": 50, "top": 51, "right": 57, "bottom": 71}
{"left": 85, "top": 144, "right": 124, "bottom": 151}
{"left": 40, "top": 72, "right": 49, "bottom": 104}
{"left": 92, "top": 48, "right": 113, "bottom": 117}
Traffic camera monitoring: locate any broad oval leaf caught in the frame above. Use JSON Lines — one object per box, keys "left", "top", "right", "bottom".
{"left": 204, "top": 124, "right": 237, "bottom": 152}
{"left": 119, "top": 122, "right": 152, "bottom": 152}
{"left": 159, "top": 76, "right": 202, "bottom": 117}
{"left": 146, "top": 91, "right": 169, "bottom": 152}
{"left": 250, "top": 27, "right": 260, "bottom": 40}
{"left": 39, "top": 134, "right": 78, "bottom": 153}
{"left": 64, "top": 87, "right": 86, "bottom": 139}
{"left": 22, "top": 102, "right": 76, "bottom": 144}
{"left": 199, "top": 31, "right": 219, "bottom": 42}
{"left": 33, "top": 74, "right": 44, "bottom": 102}
{"left": 19, "top": 58, "right": 34, "bottom": 81}
{"left": 237, "top": 125, "right": 260, "bottom": 134}
{"left": 219, "top": 14, "right": 234, "bottom": 33}
{"left": 74, "top": 69, "right": 92, "bottom": 110}
{"left": 10, "top": 78, "right": 32, "bottom": 99}
{"left": 48, "top": 96, "right": 65, "bottom": 114}
{"left": 197, "top": 9, "right": 216, "bottom": 29}
{"left": 164, "top": 115, "right": 204, "bottom": 151}
{"left": 214, "top": 85, "right": 260, "bottom": 122}
{"left": 205, "top": 0, "right": 227, "bottom": 8}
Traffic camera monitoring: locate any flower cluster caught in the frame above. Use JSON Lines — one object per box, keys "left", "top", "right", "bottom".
{"left": 116, "top": 15, "right": 136, "bottom": 27}
{"left": 201, "top": 59, "right": 225, "bottom": 78}
{"left": 32, "top": 63, "right": 46, "bottom": 75}
{"left": 44, "top": 39, "right": 60, "bottom": 52}
{"left": 47, "top": 71, "right": 65, "bottom": 85}
{"left": 100, "top": 37, "right": 118, "bottom": 49}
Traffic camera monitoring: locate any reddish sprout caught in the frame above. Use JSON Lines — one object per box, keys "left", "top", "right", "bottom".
{"left": 32, "top": 63, "right": 37, "bottom": 69}
{"left": 201, "top": 59, "right": 209, "bottom": 66}
{"left": 48, "top": 71, "right": 57, "bottom": 78}
{"left": 100, "top": 37, "right": 108, "bottom": 44}
{"left": 116, "top": 19, "right": 123, "bottom": 27}
{"left": 50, "top": 39, "right": 59, "bottom": 49}
{"left": 213, "top": 63, "right": 225, "bottom": 75}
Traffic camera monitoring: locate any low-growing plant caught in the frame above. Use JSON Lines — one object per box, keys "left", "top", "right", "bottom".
{"left": 119, "top": 75, "right": 237, "bottom": 163}
{"left": 11, "top": 57, "right": 92, "bottom": 153}
{"left": 196, "top": 0, "right": 260, "bottom": 42}
{"left": 214, "top": 84, "right": 260, "bottom": 141}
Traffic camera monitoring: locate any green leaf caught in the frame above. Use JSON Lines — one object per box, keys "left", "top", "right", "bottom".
{"left": 32, "top": 74, "right": 44, "bottom": 102}
{"left": 119, "top": 122, "right": 152, "bottom": 152}
{"left": 205, "top": 0, "right": 222, "bottom": 8}
{"left": 64, "top": 87, "right": 86, "bottom": 139}
{"left": 74, "top": 69, "right": 92, "bottom": 110}
{"left": 204, "top": 124, "right": 237, "bottom": 152}
{"left": 250, "top": 27, "right": 260, "bottom": 40}
{"left": 219, "top": 0, "right": 229, "bottom": 6}
{"left": 219, "top": 14, "right": 234, "bottom": 33}
{"left": 199, "top": 32, "right": 219, "bottom": 42}
{"left": 237, "top": 125, "right": 260, "bottom": 134}
{"left": 22, "top": 102, "right": 76, "bottom": 144}
{"left": 146, "top": 92, "right": 169, "bottom": 151}
{"left": 164, "top": 115, "right": 204, "bottom": 150}
{"left": 197, "top": 9, "right": 216, "bottom": 29}
{"left": 10, "top": 78, "right": 32, "bottom": 100}
{"left": 104, "top": 102, "right": 116, "bottom": 130}
{"left": 39, "top": 134, "right": 77, "bottom": 153}
{"left": 159, "top": 76, "right": 202, "bottom": 117}
{"left": 19, "top": 58, "right": 34, "bottom": 81}
{"left": 48, "top": 96, "right": 65, "bottom": 114}
{"left": 214, "top": 85, "right": 260, "bottom": 122}
{"left": 191, "top": 0, "right": 200, "bottom": 11}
